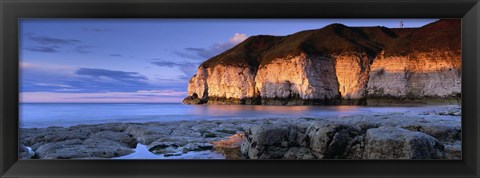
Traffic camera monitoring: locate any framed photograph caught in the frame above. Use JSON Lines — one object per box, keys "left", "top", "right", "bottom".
{"left": 1, "top": 0, "right": 479, "bottom": 177}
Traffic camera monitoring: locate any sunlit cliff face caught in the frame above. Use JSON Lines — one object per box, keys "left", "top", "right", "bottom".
{"left": 255, "top": 53, "right": 339, "bottom": 100}
{"left": 186, "top": 51, "right": 461, "bottom": 103}
{"left": 184, "top": 20, "right": 461, "bottom": 105}
{"left": 334, "top": 53, "right": 371, "bottom": 99}
{"left": 367, "top": 50, "right": 461, "bottom": 98}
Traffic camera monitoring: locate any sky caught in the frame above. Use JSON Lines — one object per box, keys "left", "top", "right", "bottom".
{"left": 20, "top": 19, "right": 438, "bottom": 103}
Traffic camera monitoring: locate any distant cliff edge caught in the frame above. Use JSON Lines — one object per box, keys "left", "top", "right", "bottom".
{"left": 183, "top": 19, "right": 461, "bottom": 105}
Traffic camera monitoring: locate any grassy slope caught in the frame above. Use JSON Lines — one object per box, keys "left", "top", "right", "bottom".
{"left": 383, "top": 19, "right": 461, "bottom": 56}
{"left": 200, "top": 19, "right": 460, "bottom": 69}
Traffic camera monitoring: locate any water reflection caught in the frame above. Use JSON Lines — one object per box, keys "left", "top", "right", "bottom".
{"left": 20, "top": 103, "right": 445, "bottom": 128}
{"left": 189, "top": 104, "right": 320, "bottom": 115}
{"left": 187, "top": 104, "right": 366, "bottom": 120}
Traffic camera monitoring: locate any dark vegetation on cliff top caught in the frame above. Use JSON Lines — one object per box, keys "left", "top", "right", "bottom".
{"left": 200, "top": 19, "right": 460, "bottom": 69}
{"left": 383, "top": 19, "right": 461, "bottom": 56}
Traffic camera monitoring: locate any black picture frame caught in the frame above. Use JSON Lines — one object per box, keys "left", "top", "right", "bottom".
{"left": 1, "top": 0, "right": 479, "bottom": 177}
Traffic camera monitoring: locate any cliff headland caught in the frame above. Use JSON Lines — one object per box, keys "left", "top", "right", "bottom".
{"left": 183, "top": 19, "right": 461, "bottom": 105}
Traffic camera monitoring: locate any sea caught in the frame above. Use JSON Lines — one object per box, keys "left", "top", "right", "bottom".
{"left": 19, "top": 103, "right": 443, "bottom": 128}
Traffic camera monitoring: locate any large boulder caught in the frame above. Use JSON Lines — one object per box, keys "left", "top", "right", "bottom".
{"left": 306, "top": 123, "right": 361, "bottom": 159}
{"left": 401, "top": 123, "right": 461, "bottom": 143}
{"left": 363, "top": 127, "right": 445, "bottom": 159}
{"left": 241, "top": 124, "right": 308, "bottom": 159}
{"left": 241, "top": 121, "right": 454, "bottom": 160}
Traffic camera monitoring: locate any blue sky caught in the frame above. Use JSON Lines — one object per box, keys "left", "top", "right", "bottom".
{"left": 20, "top": 19, "right": 438, "bottom": 103}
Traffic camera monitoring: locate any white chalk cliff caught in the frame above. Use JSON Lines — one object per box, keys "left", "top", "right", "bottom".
{"left": 184, "top": 19, "right": 461, "bottom": 105}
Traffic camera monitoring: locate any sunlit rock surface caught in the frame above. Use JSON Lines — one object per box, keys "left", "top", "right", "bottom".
{"left": 206, "top": 65, "right": 257, "bottom": 103}
{"left": 367, "top": 51, "right": 461, "bottom": 99}
{"left": 183, "top": 19, "right": 461, "bottom": 105}
{"left": 255, "top": 54, "right": 339, "bottom": 102}
{"left": 334, "top": 53, "right": 371, "bottom": 99}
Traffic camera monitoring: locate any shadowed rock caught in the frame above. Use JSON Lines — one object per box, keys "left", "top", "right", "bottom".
{"left": 35, "top": 138, "right": 134, "bottom": 159}
{"left": 363, "top": 127, "right": 444, "bottom": 159}
{"left": 19, "top": 105, "right": 461, "bottom": 160}
{"left": 240, "top": 106, "right": 461, "bottom": 159}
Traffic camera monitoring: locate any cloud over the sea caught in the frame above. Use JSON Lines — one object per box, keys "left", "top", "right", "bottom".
{"left": 25, "top": 33, "right": 82, "bottom": 45}
{"left": 24, "top": 33, "right": 97, "bottom": 54}
{"left": 83, "top": 27, "right": 113, "bottom": 32}
{"left": 20, "top": 62, "right": 189, "bottom": 94}
{"left": 150, "top": 59, "right": 198, "bottom": 79}
{"left": 174, "top": 33, "right": 249, "bottom": 60}
{"left": 74, "top": 46, "right": 96, "bottom": 54}
{"left": 21, "top": 90, "right": 188, "bottom": 103}
{"left": 75, "top": 68, "right": 148, "bottom": 83}
{"left": 24, "top": 46, "right": 60, "bottom": 53}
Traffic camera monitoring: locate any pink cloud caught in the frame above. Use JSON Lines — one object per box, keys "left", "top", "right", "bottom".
{"left": 20, "top": 90, "right": 188, "bottom": 103}
{"left": 229, "top": 33, "right": 248, "bottom": 44}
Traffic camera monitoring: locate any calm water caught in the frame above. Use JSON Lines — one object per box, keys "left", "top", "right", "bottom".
{"left": 20, "top": 103, "right": 438, "bottom": 128}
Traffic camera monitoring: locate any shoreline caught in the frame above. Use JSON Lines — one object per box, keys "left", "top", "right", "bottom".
{"left": 19, "top": 105, "right": 461, "bottom": 160}
{"left": 184, "top": 95, "right": 461, "bottom": 106}
{"left": 20, "top": 104, "right": 459, "bottom": 129}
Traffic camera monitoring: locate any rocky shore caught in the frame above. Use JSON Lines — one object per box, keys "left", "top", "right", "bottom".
{"left": 19, "top": 105, "right": 461, "bottom": 159}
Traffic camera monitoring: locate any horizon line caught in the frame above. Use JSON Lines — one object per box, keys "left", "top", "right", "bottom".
{"left": 20, "top": 102, "right": 183, "bottom": 104}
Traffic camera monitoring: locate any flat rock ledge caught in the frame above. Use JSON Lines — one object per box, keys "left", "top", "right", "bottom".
{"left": 241, "top": 108, "right": 461, "bottom": 159}
{"left": 19, "top": 106, "right": 461, "bottom": 159}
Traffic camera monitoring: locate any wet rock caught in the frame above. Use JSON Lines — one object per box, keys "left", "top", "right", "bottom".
{"left": 35, "top": 138, "right": 134, "bottom": 159}
{"left": 148, "top": 139, "right": 214, "bottom": 155}
{"left": 172, "top": 129, "right": 203, "bottom": 137}
{"left": 21, "top": 128, "right": 89, "bottom": 148}
{"left": 191, "top": 123, "right": 219, "bottom": 133}
{"left": 69, "top": 123, "right": 130, "bottom": 133}
{"left": 241, "top": 124, "right": 303, "bottom": 159}
{"left": 183, "top": 95, "right": 205, "bottom": 105}
{"left": 401, "top": 123, "right": 461, "bottom": 143}
{"left": 19, "top": 105, "right": 461, "bottom": 160}
{"left": 202, "top": 132, "right": 217, "bottom": 138}
{"left": 306, "top": 123, "right": 360, "bottom": 159}
{"left": 438, "top": 107, "right": 462, "bottom": 116}
{"left": 343, "top": 135, "right": 366, "bottom": 159}
{"left": 164, "top": 153, "right": 183, "bottom": 157}
{"left": 83, "top": 138, "right": 135, "bottom": 157}
{"left": 148, "top": 141, "right": 180, "bottom": 154}
{"left": 444, "top": 141, "right": 461, "bottom": 159}
{"left": 124, "top": 125, "right": 172, "bottom": 145}
{"left": 89, "top": 131, "right": 138, "bottom": 148}
{"left": 137, "top": 134, "right": 166, "bottom": 145}
{"left": 212, "top": 133, "right": 245, "bottom": 159}
{"left": 19, "top": 144, "right": 34, "bottom": 159}
{"left": 363, "top": 127, "right": 445, "bottom": 159}
{"left": 354, "top": 122, "right": 380, "bottom": 132}
{"left": 182, "top": 143, "right": 214, "bottom": 152}
{"left": 154, "top": 135, "right": 207, "bottom": 147}
{"left": 240, "top": 110, "right": 459, "bottom": 160}
{"left": 283, "top": 147, "right": 315, "bottom": 159}
{"left": 19, "top": 144, "right": 29, "bottom": 153}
